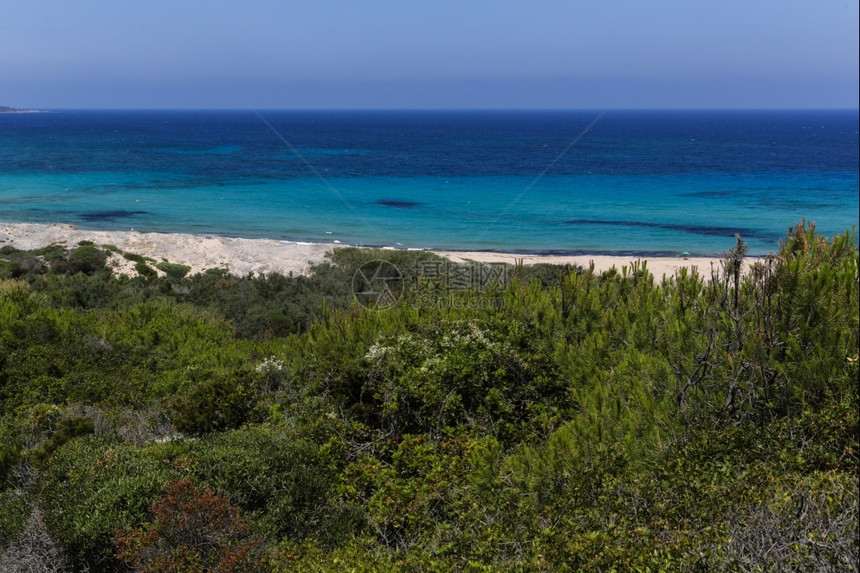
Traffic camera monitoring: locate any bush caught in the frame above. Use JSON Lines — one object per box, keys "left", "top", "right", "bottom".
{"left": 192, "top": 425, "right": 359, "bottom": 543}
{"left": 122, "top": 253, "right": 147, "bottom": 263}
{"left": 362, "top": 318, "right": 566, "bottom": 443}
{"left": 57, "top": 245, "right": 109, "bottom": 275}
{"left": 31, "top": 416, "right": 95, "bottom": 467}
{"left": 39, "top": 437, "right": 180, "bottom": 568}
{"left": 115, "top": 478, "right": 269, "bottom": 573}
{"left": 155, "top": 262, "right": 191, "bottom": 280}
{"left": 0, "top": 222, "right": 853, "bottom": 570}
{"left": 0, "top": 493, "right": 30, "bottom": 552}
{"left": 170, "top": 374, "right": 256, "bottom": 435}
{"left": 0, "top": 442, "right": 19, "bottom": 485}
{"left": 134, "top": 261, "right": 157, "bottom": 279}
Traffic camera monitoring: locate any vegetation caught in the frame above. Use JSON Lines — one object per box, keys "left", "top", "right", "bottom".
{"left": 0, "top": 221, "right": 857, "bottom": 571}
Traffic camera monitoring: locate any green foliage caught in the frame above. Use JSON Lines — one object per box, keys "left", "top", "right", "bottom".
{"left": 120, "top": 252, "right": 160, "bottom": 278}
{"left": 0, "top": 248, "right": 47, "bottom": 278}
{"left": 1, "top": 243, "right": 116, "bottom": 279}
{"left": 135, "top": 260, "right": 157, "bottom": 278}
{"left": 53, "top": 244, "right": 110, "bottom": 275}
{"left": 0, "top": 222, "right": 855, "bottom": 571}
{"left": 673, "top": 224, "right": 859, "bottom": 429}
{"left": 0, "top": 493, "right": 30, "bottom": 548}
{"left": 169, "top": 373, "right": 256, "bottom": 435}
{"left": 341, "top": 432, "right": 482, "bottom": 556}
{"left": 0, "top": 442, "right": 18, "bottom": 485}
{"left": 155, "top": 261, "right": 192, "bottom": 279}
{"left": 39, "top": 437, "right": 181, "bottom": 568}
{"left": 326, "top": 246, "right": 446, "bottom": 279}
{"left": 30, "top": 243, "right": 67, "bottom": 262}
{"left": 191, "top": 425, "right": 359, "bottom": 543}
{"left": 122, "top": 252, "right": 148, "bottom": 263}
{"left": 362, "top": 318, "right": 568, "bottom": 444}
{"left": 30, "top": 416, "right": 95, "bottom": 466}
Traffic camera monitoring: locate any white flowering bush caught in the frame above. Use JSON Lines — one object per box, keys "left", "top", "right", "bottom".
{"left": 256, "top": 356, "right": 286, "bottom": 391}
{"left": 362, "top": 320, "right": 565, "bottom": 443}
{"left": 256, "top": 356, "right": 285, "bottom": 374}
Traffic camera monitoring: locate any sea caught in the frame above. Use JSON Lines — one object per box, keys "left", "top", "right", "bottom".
{"left": 1, "top": 109, "right": 857, "bottom": 256}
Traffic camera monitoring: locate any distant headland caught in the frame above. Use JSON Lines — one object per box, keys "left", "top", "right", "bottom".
{"left": 0, "top": 106, "right": 46, "bottom": 113}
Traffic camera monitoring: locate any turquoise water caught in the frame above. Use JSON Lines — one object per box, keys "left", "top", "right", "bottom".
{"left": 1, "top": 110, "right": 857, "bottom": 255}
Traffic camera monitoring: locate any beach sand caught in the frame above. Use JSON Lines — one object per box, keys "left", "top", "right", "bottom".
{"left": 433, "top": 250, "right": 726, "bottom": 281}
{"left": 0, "top": 222, "right": 735, "bottom": 279}
{"left": 0, "top": 223, "right": 332, "bottom": 277}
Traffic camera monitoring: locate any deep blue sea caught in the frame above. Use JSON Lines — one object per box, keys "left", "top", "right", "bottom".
{"left": 1, "top": 110, "right": 857, "bottom": 255}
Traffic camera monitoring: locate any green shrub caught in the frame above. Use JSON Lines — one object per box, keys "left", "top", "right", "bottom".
{"left": 134, "top": 261, "right": 157, "bottom": 279}
{"left": 57, "top": 245, "right": 109, "bottom": 275}
{"left": 31, "top": 244, "right": 66, "bottom": 262}
{"left": 0, "top": 493, "right": 30, "bottom": 547}
{"left": 122, "top": 253, "right": 147, "bottom": 263}
{"left": 0, "top": 442, "right": 19, "bottom": 486}
{"left": 0, "top": 222, "right": 852, "bottom": 570}
{"left": 362, "top": 318, "right": 567, "bottom": 443}
{"left": 155, "top": 261, "right": 191, "bottom": 280}
{"left": 170, "top": 374, "right": 256, "bottom": 435}
{"left": 31, "top": 416, "right": 95, "bottom": 467}
{"left": 39, "top": 437, "right": 180, "bottom": 568}
{"left": 192, "top": 425, "right": 360, "bottom": 543}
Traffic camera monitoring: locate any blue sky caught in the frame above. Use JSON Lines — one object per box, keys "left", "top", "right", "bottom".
{"left": 1, "top": 0, "right": 857, "bottom": 109}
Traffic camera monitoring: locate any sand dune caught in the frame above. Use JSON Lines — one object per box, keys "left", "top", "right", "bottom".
{"left": 1, "top": 222, "right": 736, "bottom": 279}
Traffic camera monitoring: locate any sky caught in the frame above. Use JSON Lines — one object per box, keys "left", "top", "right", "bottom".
{"left": 1, "top": 0, "right": 857, "bottom": 109}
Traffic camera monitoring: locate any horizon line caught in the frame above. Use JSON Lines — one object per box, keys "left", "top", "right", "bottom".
{"left": 5, "top": 106, "right": 859, "bottom": 113}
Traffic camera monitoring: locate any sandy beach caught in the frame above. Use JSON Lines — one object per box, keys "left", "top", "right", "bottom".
{"left": 1, "top": 222, "right": 734, "bottom": 280}
{"left": 434, "top": 250, "right": 727, "bottom": 281}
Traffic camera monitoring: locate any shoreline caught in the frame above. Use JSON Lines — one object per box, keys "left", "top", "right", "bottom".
{"left": 0, "top": 221, "right": 738, "bottom": 279}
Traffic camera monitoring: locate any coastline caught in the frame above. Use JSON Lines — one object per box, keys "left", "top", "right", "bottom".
{"left": 1, "top": 221, "right": 737, "bottom": 279}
